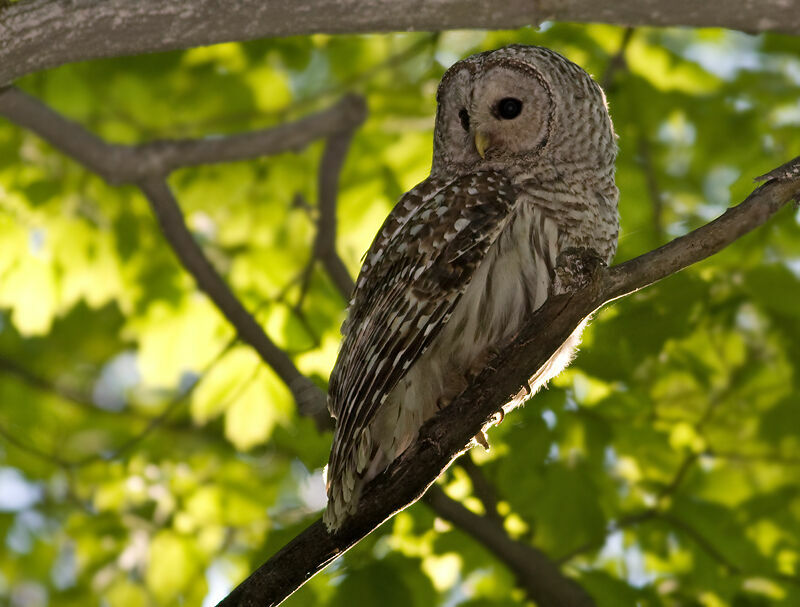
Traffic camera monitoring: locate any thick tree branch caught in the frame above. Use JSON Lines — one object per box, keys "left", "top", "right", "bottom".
{"left": 3, "top": 0, "right": 800, "bottom": 85}
{"left": 0, "top": 87, "right": 367, "bottom": 426}
{"left": 424, "top": 486, "right": 595, "bottom": 607}
{"left": 216, "top": 159, "right": 800, "bottom": 606}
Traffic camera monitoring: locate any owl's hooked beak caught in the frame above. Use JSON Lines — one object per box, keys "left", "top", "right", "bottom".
{"left": 474, "top": 130, "right": 491, "bottom": 159}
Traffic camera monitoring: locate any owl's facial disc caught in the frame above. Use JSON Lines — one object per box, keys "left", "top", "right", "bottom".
{"left": 432, "top": 57, "right": 555, "bottom": 173}
{"left": 467, "top": 62, "right": 552, "bottom": 161}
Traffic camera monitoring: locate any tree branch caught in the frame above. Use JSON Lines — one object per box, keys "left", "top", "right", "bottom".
{"left": 458, "top": 453, "right": 503, "bottom": 523}
{"left": 216, "top": 159, "right": 800, "bottom": 606}
{"left": 3, "top": 0, "right": 800, "bottom": 85}
{"left": 600, "top": 27, "right": 634, "bottom": 92}
{"left": 0, "top": 87, "right": 367, "bottom": 428}
{"left": 136, "top": 176, "right": 326, "bottom": 424}
{"left": 316, "top": 131, "right": 357, "bottom": 300}
{"left": 424, "top": 485, "right": 595, "bottom": 607}
{"left": 0, "top": 87, "right": 366, "bottom": 184}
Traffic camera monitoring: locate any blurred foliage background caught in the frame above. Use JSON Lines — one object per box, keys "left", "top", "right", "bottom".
{"left": 1, "top": 22, "right": 800, "bottom": 607}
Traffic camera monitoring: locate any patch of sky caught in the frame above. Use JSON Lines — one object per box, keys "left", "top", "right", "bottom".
{"left": 92, "top": 350, "right": 140, "bottom": 411}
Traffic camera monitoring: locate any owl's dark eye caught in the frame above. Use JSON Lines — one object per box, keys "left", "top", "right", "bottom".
{"left": 497, "top": 97, "right": 523, "bottom": 120}
{"left": 458, "top": 108, "right": 470, "bottom": 131}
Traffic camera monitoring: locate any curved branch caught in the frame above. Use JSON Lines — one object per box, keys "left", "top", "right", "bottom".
{"left": 604, "top": 162, "right": 800, "bottom": 301}
{"left": 3, "top": 0, "right": 800, "bottom": 85}
{"left": 424, "top": 486, "right": 595, "bottom": 607}
{"left": 316, "top": 132, "right": 357, "bottom": 299}
{"left": 137, "top": 176, "right": 326, "bottom": 421}
{"left": 216, "top": 156, "right": 800, "bottom": 607}
{"left": 0, "top": 87, "right": 366, "bottom": 184}
{"left": 0, "top": 87, "right": 367, "bottom": 426}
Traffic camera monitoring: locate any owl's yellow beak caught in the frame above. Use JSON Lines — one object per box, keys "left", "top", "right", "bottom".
{"left": 474, "top": 130, "right": 491, "bottom": 159}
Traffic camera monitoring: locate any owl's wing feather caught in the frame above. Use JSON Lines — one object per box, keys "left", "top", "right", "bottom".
{"left": 327, "top": 171, "right": 516, "bottom": 486}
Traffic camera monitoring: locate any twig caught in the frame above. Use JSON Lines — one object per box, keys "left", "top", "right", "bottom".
{"left": 703, "top": 449, "right": 800, "bottom": 466}
{"left": 555, "top": 509, "right": 657, "bottom": 564}
{"left": 638, "top": 133, "right": 665, "bottom": 243}
{"left": 658, "top": 513, "right": 741, "bottom": 575}
{"left": 0, "top": 355, "right": 151, "bottom": 421}
{"left": 75, "top": 338, "right": 238, "bottom": 465}
{"left": 0, "top": 339, "right": 237, "bottom": 468}
{"left": 315, "top": 130, "right": 357, "bottom": 300}
{"left": 216, "top": 158, "right": 800, "bottom": 606}
{"left": 424, "top": 485, "right": 595, "bottom": 607}
{"left": 601, "top": 27, "right": 634, "bottom": 91}
{"left": 598, "top": 28, "right": 666, "bottom": 244}
{"left": 287, "top": 126, "right": 359, "bottom": 314}
{"left": 0, "top": 422, "right": 74, "bottom": 467}
{"left": 458, "top": 453, "right": 503, "bottom": 523}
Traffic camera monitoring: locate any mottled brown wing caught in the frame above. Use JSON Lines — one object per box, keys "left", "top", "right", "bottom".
{"left": 327, "top": 171, "right": 516, "bottom": 486}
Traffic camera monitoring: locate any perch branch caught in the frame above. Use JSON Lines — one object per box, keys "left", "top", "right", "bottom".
{"left": 3, "top": 0, "right": 800, "bottom": 85}
{"left": 216, "top": 158, "right": 800, "bottom": 606}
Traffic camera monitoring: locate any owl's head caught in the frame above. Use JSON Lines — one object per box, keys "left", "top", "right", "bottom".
{"left": 431, "top": 45, "right": 616, "bottom": 177}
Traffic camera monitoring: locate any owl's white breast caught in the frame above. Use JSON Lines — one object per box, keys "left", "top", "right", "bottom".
{"left": 444, "top": 202, "right": 559, "bottom": 363}
{"left": 366, "top": 201, "right": 563, "bottom": 473}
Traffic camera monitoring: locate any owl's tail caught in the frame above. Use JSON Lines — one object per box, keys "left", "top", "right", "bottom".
{"left": 323, "top": 424, "right": 380, "bottom": 531}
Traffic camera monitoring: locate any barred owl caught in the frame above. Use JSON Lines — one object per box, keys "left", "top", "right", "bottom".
{"left": 324, "top": 45, "right": 618, "bottom": 531}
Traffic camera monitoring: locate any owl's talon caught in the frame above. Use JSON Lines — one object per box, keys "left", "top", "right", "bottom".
{"left": 552, "top": 247, "right": 607, "bottom": 294}
{"left": 473, "top": 430, "right": 491, "bottom": 450}
{"left": 513, "top": 384, "right": 531, "bottom": 402}
{"left": 466, "top": 346, "right": 502, "bottom": 381}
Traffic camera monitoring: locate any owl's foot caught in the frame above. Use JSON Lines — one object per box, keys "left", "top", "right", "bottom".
{"left": 552, "top": 247, "right": 607, "bottom": 295}
{"left": 465, "top": 345, "right": 501, "bottom": 381}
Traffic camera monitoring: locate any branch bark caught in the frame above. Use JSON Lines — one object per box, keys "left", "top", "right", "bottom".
{"left": 215, "top": 158, "right": 800, "bottom": 606}
{"left": 3, "top": 0, "right": 799, "bottom": 85}
{"left": 0, "top": 86, "right": 367, "bottom": 426}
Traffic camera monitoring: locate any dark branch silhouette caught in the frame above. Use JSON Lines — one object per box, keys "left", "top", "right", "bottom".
{"left": 316, "top": 132, "right": 357, "bottom": 300}
{"left": 0, "top": 87, "right": 367, "bottom": 426}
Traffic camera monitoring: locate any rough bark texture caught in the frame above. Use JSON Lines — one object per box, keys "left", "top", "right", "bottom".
{"left": 3, "top": 0, "right": 799, "bottom": 85}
